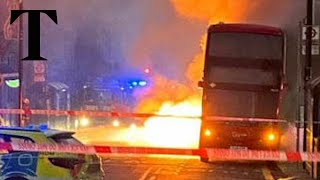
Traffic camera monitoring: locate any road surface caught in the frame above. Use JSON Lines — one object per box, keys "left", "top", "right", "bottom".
{"left": 101, "top": 155, "right": 312, "bottom": 180}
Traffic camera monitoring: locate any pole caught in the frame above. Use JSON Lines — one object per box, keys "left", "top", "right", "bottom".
{"left": 303, "top": 0, "right": 313, "bottom": 168}
{"left": 297, "top": 21, "right": 302, "bottom": 152}
{"left": 18, "top": 0, "right": 23, "bottom": 127}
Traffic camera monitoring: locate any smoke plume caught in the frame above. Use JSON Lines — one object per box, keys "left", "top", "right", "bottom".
{"left": 24, "top": 0, "right": 305, "bottom": 116}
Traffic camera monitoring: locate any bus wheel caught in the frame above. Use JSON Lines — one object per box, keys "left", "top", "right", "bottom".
{"left": 200, "top": 157, "right": 209, "bottom": 163}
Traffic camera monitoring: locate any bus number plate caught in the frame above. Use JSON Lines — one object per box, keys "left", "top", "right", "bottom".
{"left": 230, "top": 146, "right": 248, "bottom": 150}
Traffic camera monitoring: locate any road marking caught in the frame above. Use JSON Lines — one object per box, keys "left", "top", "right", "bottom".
{"left": 175, "top": 167, "right": 182, "bottom": 175}
{"left": 154, "top": 168, "right": 162, "bottom": 174}
{"left": 139, "top": 167, "right": 153, "bottom": 180}
{"left": 124, "top": 160, "right": 140, "bottom": 164}
{"left": 262, "top": 167, "right": 275, "bottom": 180}
{"left": 148, "top": 176, "right": 157, "bottom": 180}
{"left": 278, "top": 177, "right": 297, "bottom": 180}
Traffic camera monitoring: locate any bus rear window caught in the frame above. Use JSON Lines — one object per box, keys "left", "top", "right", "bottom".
{"left": 209, "top": 66, "right": 279, "bottom": 86}
{"left": 208, "top": 32, "right": 283, "bottom": 60}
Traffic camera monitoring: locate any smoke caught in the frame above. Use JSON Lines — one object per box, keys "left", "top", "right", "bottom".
{"left": 171, "top": 0, "right": 303, "bottom": 84}
{"left": 24, "top": 0, "right": 305, "bottom": 116}
{"left": 131, "top": 0, "right": 304, "bottom": 113}
{"left": 171, "top": 0, "right": 302, "bottom": 26}
{"left": 23, "top": 0, "right": 147, "bottom": 86}
{"left": 128, "top": 0, "right": 205, "bottom": 81}
{"left": 169, "top": 0, "right": 305, "bottom": 120}
{"left": 26, "top": 0, "right": 206, "bottom": 112}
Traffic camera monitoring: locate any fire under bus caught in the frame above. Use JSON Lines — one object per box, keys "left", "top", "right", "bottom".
{"left": 198, "top": 23, "right": 287, "bottom": 161}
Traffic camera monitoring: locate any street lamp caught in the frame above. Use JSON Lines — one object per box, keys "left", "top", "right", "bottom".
{"left": 18, "top": 0, "right": 24, "bottom": 127}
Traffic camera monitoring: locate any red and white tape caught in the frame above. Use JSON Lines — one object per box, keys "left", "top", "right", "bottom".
{"left": 1, "top": 142, "right": 320, "bottom": 162}
{"left": 12, "top": 143, "right": 96, "bottom": 154}
{"left": 0, "top": 108, "right": 287, "bottom": 123}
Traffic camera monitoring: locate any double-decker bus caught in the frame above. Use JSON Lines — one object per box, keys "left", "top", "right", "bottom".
{"left": 198, "top": 23, "right": 287, "bottom": 161}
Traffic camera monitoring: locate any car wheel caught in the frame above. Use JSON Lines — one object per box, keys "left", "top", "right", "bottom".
{"left": 6, "top": 177, "right": 28, "bottom": 180}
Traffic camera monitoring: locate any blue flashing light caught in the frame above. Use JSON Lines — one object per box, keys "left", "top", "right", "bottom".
{"left": 39, "top": 124, "right": 49, "bottom": 131}
{"left": 120, "top": 87, "right": 125, "bottom": 91}
{"left": 129, "top": 86, "right": 133, "bottom": 89}
{"left": 27, "top": 124, "right": 49, "bottom": 131}
{"left": 26, "top": 125, "right": 34, "bottom": 129}
{"left": 138, "top": 80, "right": 147, "bottom": 87}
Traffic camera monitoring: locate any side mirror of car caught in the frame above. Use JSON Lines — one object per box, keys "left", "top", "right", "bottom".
{"left": 281, "top": 81, "right": 289, "bottom": 91}
{"left": 198, "top": 81, "right": 204, "bottom": 88}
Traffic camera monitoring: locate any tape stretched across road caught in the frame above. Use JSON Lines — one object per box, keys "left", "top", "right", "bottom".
{"left": 0, "top": 108, "right": 288, "bottom": 123}
{"left": 1, "top": 142, "right": 320, "bottom": 162}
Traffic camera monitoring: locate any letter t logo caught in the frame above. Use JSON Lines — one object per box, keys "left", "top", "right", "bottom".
{"left": 10, "top": 10, "right": 58, "bottom": 60}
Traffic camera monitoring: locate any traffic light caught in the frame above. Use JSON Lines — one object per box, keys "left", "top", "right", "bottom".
{"left": 5, "top": 79, "right": 20, "bottom": 88}
{"left": 0, "top": 73, "right": 19, "bottom": 87}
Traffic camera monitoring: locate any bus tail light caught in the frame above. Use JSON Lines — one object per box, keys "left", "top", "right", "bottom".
{"left": 204, "top": 129, "right": 212, "bottom": 137}
{"left": 268, "top": 133, "right": 276, "bottom": 141}
{"left": 265, "top": 132, "right": 278, "bottom": 143}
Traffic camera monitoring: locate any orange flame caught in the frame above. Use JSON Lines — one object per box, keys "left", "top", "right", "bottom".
{"left": 134, "top": 73, "right": 195, "bottom": 113}
{"left": 132, "top": 0, "right": 253, "bottom": 149}
{"left": 171, "top": 0, "right": 252, "bottom": 24}
{"left": 76, "top": 1, "right": 253, "bottom": 149}
{"left": 173, "top": 0, "right": 253, "bottom": 85}
{"left": 143, "top": 98, "right": 202, "bottom": 148}
{"left": 185, "top": 34, "right": 207, "bottom": 85}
